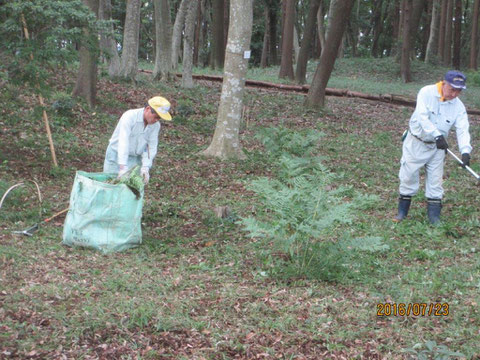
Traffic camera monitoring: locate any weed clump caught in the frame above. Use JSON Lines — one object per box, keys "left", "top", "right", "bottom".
{"left": 241, "top": 127, "right": 383, "bottom": 281}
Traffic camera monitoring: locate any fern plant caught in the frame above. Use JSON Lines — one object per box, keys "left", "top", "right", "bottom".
{"left": 241, "top": 128, "right": 383, "bottom": 280}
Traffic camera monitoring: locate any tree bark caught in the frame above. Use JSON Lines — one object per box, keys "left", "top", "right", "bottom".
{"left": 193, "top": 0, "right": 203, "bottom": 66}
{"left": 316, "top": 1, "right": 326, "bottom": 56}
{"left": 470, "top": 0, "right": 480, "bottom": 69}
{"left": 443, "top": 0, "right": 453, "bottom": 65}
{"left": 438, "top": 0, "right": 448, "bottom": 59}
{"left": 408, "top": 0, "right": 426, "bottom": 56}
{"left": 452, "top": 0, "right": 462, "bottom": 69}
{"left": 400, "top": 0, "right": 412, "bottom": 83}
{"left": 202, "top": 0, "right": 253, "bottom": 159}
{"left": 72, "top": 0, "right": 99, "bottom": 107}
{"left": 99, "top": 0, "right": 121, "bottom": 76}
{"left": 116, "top": 0, "right": 141, "bottom": 80}
{"left": 295, "top": 0, "right": 321, "bottom": 84}
{"left": 211, "top": 0, "right": 226, "bottom": 68}
{"left": 426, "top": 0, "right": 441, "bottom": 63}
{"left": 182, "top": 0, "right": 198, "bottom": 88}
{"left": 171, "top": 0, "right": 188, "bottom": 70}
{"left": 268, "top": 0, "right": 280, "bottom": 64}
{"left": 305, "top": 0, "right": 355, "bottom": 108}
{"left": 370, "top": 0, "right": 383, "bottom": 58}
{"left": 278, "top": 0, "right": 295, "bottom": 79}
{"left": 153, "top": 0, "right": 173, "bottom": 81}
{"left": 260, "top": 4, "right": 271, "bottom": 68}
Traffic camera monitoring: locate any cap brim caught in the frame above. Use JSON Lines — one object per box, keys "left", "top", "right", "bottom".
{"left": 447, "top": 81, "right": 466, "bottom": 90}
{"left": 158, "top": 112, "right": 172, "bottom": 121}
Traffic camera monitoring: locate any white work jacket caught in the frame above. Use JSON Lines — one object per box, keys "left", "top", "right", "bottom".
{"left": 409, "top": 84, "right": 472, "bottom": 154}
{"left": 107, "top": 108, "right": 160, "bottom": 168}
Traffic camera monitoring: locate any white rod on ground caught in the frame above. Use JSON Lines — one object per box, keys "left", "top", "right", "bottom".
{"left": 447, "top": 149, "right": 480, "bottom": 181}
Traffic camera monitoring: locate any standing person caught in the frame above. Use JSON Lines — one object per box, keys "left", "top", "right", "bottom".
{"left": 395, "top": 71, "right": 473, "bottom": 224}
{"left": 103, "top": 96, "right": 172, "bottom": 184}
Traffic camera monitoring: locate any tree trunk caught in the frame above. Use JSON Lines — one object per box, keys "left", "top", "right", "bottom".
{"left": 182, "top": 0, "right": 198, "bottom": 88}
{"left": 452, "top": 0, "right": 462, "bottom": 69}
{"left": 305, "top": 0, "right": 355, "bottom": 108}
{"left": 268, "top": 0, "right": 280, "bottom": 64}
{"left": 171, "top": 0, "right": 188, "bottom": 70}
{"left": 295, "top": 0, "right": 321, "bottom": 84}
{"left": 293, "top": 25, "right": 300, "bottom": 64}
{"left": 370, "top": 0, "right": 383, "bottom": 57}
{"left": 443, "top": 0, "right": 453, "bottom": 65}
{"left": 261, "top": 5, "right": 271, "bottom": 68}
{"left": 438, "top": 0, "right": 447, "bottom": 59}
{"left": 72, "top": 0, "right": 99, "bottom": 107}
{"left": 116, "top": 0, "right": 141, "bottom": 80}
{"left": 409, "top": 0, "right": 426, "bottom": 56}
{"left": 420, "top": 0, "right": 431, "bottom": 60}
{"left": 390, "top": 0, "right": 401, "bottom": 57}
{"left": 211, "top": 0, "right": 225, "bottom": 68}
{"left": 153, "top": 0, "right": 173, "bottom": 81}
{"left": 470, "top": 0, "right": 480, "bottom": 69}
{"left": 426, "top": 0, "right": 441, "bottom": 63}
{"left": 202, "top": 0, "right": 253, "bottom": 159}
{"left": 317, "top": 1, "right": 326, "bottom": 56}
{"left": 401, "top": 0, "right": 412, "bottom": 83}
{"left": 193, "top": 0, "right": 203, "bottom": 66}
{"left": 279, "top": 0, "right": 295, "bottom": 79}
{"left": 99, "top": 0, "right": 121, "bottom": 76}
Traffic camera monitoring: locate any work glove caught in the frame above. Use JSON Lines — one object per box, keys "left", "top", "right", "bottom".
{"left": 435, "top": 135, "right": 449, "bottom": 150}
{"left": 461, "top": 153, "right": 471, "bottom": 167}
{"left": 141, "top": 166, "right": 150, "bottom": 185}
{"left": 118, "top": 165, "right": 128, "bottom": 178}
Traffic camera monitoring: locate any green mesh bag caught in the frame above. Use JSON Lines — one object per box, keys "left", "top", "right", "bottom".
{"left": 62, "top": 171, "right": 144, "bottom": 253}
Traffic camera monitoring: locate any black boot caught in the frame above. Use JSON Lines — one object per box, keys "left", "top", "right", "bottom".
{"left": 427, "top": 198, "right": 442, "bottom": 225}
{"left": 394, "top": 195, "right": 412, "bottom": 222}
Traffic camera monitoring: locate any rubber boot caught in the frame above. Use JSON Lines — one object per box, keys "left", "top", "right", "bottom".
{"left": 427, "top": 198, "right": 442, "bottom": 225}
{"left": 394, "top": 195, "right": 412, "bottom": 222}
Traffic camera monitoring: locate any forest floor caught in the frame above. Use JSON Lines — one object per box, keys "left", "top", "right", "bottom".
{"left": 1, "top": 59, "right": 480, "bottom": 359}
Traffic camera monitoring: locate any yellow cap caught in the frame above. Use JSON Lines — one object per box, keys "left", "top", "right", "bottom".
{"left": 147, "top": 96, "right": 172, "bottom": 121}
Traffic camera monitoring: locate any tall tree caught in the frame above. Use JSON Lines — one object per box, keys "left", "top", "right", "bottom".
{"left": 438, "top": 0, "right": 448, "bottom": 60}
{"left": 99, "top": 0, "right": 121, "bottom": 76}
{"left": 370, "top": 0, "right": 384, "bottom": 58}
{"left": 182, "top": 0, "right": 198, "bottom": 88}
{"left": 72, "top": 0, "right": 100, "bottom": 107}
{"left": 268, "top": 0, "right": 280, "bottom": 64}
{"left": 305, "top": 0, "right": 355, "bottom": 108}
{"left": 278, "top": 0, "right": 295, "bottom": 79}
{"left": 260, "top": 3, "right": 271, "bottom": 68}
{"left": 316, "top": 1, "right": 326, "bottom": 56}
{"left": 408, "top": 0, "right": 426, "bottom": 56}
{"left": 470, "top": 0, "right": 480, "bottom": 69}
{"left": 443, "top": 0, "right": 453, "bottom": 65}
{"left": 171, "top": 0, "right": 188, "bottom": 69}
{"left": 115, "top": 0, "right": 141, "bottom": 80}
{"left": 295, "top": 0, "right": 321, "bottom": 84}
{"left": 400, "top": 0, "right": 412, "bottom": 83}
{"left": 202, "top": 0, "right": 253, "bottom": 159}
{"left": 426, "top": 0, "right": 441, "bottom": 63}
{"left": 211, "top": 0, "right": 226, "bottom": 68}
{"left": 152, "top": 0, "right": 173, "bottom": 81}
{"left": 452, "top": 0, "right": 461, "bottom": 69}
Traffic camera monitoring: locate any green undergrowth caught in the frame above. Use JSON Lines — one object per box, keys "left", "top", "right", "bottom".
{"left": 1, "top": 60, "right": 480, "bottom": 358}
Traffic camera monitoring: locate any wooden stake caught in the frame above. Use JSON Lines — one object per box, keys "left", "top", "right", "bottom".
{"left": 21, "top": 14, "right": 58, "bottom": 167}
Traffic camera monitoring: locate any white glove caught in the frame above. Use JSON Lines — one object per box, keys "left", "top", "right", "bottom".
{"left": 141, "top": 166, "right": 150, "bottom": 185}
{"left": 118, "top": 165, "right": 128, "bottom": 178}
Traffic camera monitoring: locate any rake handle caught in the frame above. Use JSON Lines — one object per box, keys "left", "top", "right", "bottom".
{"left": 447, "top": 149, "right": 480, "bottom": 181}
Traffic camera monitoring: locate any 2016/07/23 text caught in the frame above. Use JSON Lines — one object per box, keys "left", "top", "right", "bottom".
{"left": 376, "top": 303, "right": 449, "bottom": 317}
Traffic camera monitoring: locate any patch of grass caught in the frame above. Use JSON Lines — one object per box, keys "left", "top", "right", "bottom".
{"left": 2, "top": 59, "right": 480, "bottom": 358}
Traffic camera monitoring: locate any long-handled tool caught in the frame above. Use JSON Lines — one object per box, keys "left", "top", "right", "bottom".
{"left": 12, "top": 208, "right": 69, "bottom": 237}
{"left": 447, "top": 149, "right": 480, "bottom": 182}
